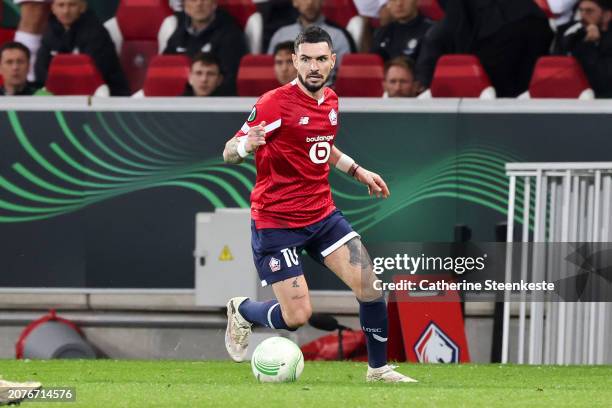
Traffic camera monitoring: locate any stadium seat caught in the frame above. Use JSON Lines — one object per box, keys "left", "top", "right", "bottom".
{"left": 44, "top": 54, "right": 109, "bottom": 96}
{"left": 334, "top": 53, "right": 384, "bottom": 97}
{"left": 419, "top": 0, "right": 445, "bottom": 21}
{"left": 0, "top": 28, "right": 15, "bottom": 46}
{"left": 425, "top": 54, "right": 495, "bottom": 98}
{"left": 322, "top": 0, "right": 366, "bottom": 51}
{"left": 142, "top": 54, "right": 190, "bottom": 97}
{"left": 322, "top": 0, "right": 358, "bottom": 27}
{"left": 155, "top": 1, "right": 263, "bottom": 55}
{"left": 521, "top": 56, "right": 594, "bottom": 99}
{"left": 104, "top": 0, "right": 173, "bottom": 93}
{"left": 236, "top": 54, "right": 278, "bottom": 96}
{"left": 218, "top": 0, "right": 256, "bottom": 28}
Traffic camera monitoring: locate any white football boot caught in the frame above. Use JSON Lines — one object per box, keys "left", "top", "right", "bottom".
{"left": 366, "top": 364, "right": 419, "bottom": 383}
{"left": 0, "top": 379, "right": 42, "bottom": 405}
{"left": 225, "top": 297, "right": 253, "bottom": 362}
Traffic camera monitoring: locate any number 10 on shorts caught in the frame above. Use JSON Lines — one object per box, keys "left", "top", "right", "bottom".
{"left": 280, "top": 247, "right": 299, "bottom": 267}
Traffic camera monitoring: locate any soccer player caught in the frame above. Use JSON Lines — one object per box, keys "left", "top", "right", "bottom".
{"left": 222, "top": 26, "right": 416, "bottom": 383}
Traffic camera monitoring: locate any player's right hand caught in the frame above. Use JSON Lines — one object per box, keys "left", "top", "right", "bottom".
{"left": 246, "top": 121, "right": 267, "bottom": 153}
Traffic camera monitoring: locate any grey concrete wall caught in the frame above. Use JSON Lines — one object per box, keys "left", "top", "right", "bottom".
{"left": 0, "top": 314, "right": 497, "bottom": 362}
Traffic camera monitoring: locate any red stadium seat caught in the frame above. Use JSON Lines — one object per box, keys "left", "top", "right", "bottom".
{"left": 430, "top": 54, "right": 495, "bottom": 98}
{"left": 107, "top": 0, "right": 172, "bottom": 93}
{"left": 526, "top": 56, "right": 593, "bottom": 99}
{"left": 419, "top": 0, "right": 445, "bottom": 21}
{"left": 322, "top": 0, "right": 365, "bottom": 48}
{"left": 217, "top": 0, "right": 257, "bottom": 29}
{"left": 334, "top": 53, "right": 384, "bottom": 97}
{"left": 45, "top": 54, "right": 107, "bottom": 95}
{"left": 322, "top": 0, "right": 359, "bottom": 28}
{"left": 0, "top": 28, "right": 15, "bottom": 46}
{"left": 237, "top": 54, "right": 278, "bottom": 97}
{"left": 142, "top": 54, "right": 190, "bottom": 96}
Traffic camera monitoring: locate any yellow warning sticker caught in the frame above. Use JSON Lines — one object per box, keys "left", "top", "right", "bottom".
{"left": 219, "top": 245, "right": 234, "bottom": 261}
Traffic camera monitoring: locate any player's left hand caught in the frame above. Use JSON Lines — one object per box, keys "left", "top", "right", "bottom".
{"left": 354, "top": 167, "right": 390, "bottom": 198}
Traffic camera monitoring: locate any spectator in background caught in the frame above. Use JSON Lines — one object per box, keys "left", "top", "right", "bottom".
{"left": 255, "top": 0, "right": 299, "bottom": 52}
{"left": 354, "top": 0, "right": 389, "bottom": 18}
{"left": 273, "top": 41, "right": 297, "bottom": 85}
{"left": 416, "top": 0, "right": 553, "bottom": 97}
{"left": 34, "top": 0, "right": 130, "bottom": 95}
{"left": 382, "top": 55, "right": 418, "bottom": 97}
{"left": 164, "top": 0, "right": 247, "bottom": 96}
{"left": 559, "top": 0, "right": 612, "bottom": 97}
{"left": 371, "top": 0, "right": 432, "bottom": 61}
{"left": 183, "top": 52, "right": 223, "bottom": 96}
{"left": 0, "top": 42, "right": 39, "bottom": 95}
{"left": 13, "top": 0, "right": 51, "bottom": 81}
{"left": 267, "top": 0, "right": 355, "bottom": 68}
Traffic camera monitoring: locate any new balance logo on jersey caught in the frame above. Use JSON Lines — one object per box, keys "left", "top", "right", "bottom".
{"left": 299, "top": 116, "right": 309, "bottom": 125}
{"left": 269, "top": 257, "right": 281, "bottom": 272}
{"left": 280, "top": 247, "right": 299, "bottom": 267}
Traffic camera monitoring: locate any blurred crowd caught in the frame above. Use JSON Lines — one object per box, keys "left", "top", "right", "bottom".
{"left": 1, "top": 0, "right": 610, "bottom": 98}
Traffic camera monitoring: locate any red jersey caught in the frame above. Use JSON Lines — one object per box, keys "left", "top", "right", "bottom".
{"left": 233, "top": 80, "right": 339, "bottom": 229}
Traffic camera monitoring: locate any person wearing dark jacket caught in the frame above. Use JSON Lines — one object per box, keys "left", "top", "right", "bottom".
{"left": 182, "top": 52, "right": 224, "bottom": 97}
{"left": 559, "top": 0, "right": 612, "bottom": 97}
{"left": 163, "top": 0, "right": 248, "bottom": 96}
{"left": 34, "top": 0, "right": 130, "bottom": 96}
{"left": 371, "top": 0, "right": 432, "bottom": 61}
{"left": 0, "top": 41, "right": 39, "bottom": 95}
{"left": 416, "top": 0, "right": 553, "bottom": 97}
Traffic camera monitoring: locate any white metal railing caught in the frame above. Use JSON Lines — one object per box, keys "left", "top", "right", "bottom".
{"left": 503, "top": 162, "right": 612, "bottom": 365}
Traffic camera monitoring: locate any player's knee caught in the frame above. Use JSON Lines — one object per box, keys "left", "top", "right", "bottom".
{"left": 283, "top": 306, "right": 312, "bottom": 328}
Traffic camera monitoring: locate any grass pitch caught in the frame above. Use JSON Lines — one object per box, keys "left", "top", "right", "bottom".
{"left": 1, "top": 360, "right": 610, "bottom": 408}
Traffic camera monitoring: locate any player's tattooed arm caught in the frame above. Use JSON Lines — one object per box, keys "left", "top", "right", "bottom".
{"left": 223, "top": 121, "right": 267, "bottom": 165}
{"left": 328, "top": 145, "right": 343, "bottom": 167}
{"left": 223, "top": 137, "right": 244, "bottom": 164}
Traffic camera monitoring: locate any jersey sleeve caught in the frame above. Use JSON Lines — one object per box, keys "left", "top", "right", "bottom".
{"left": 233, "top": 92, "right": 282, "bottom": 139}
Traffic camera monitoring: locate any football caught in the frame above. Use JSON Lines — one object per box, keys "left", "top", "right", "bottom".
{"left": 251, "top": 337, "right": 304, "bottom": 383}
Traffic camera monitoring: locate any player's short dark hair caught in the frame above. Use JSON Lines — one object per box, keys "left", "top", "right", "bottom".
{"left": 581, "top": 0, "right": 612, "bottom": 10}
{"left": 191, "top": 52, "right": 222, "bottom": 73}
{"left": 0, "top": 41, "right": 30, "bottom": 62}
{"left": 273, "top": 41, "right": 294, "bottom": 56}
{"left": 384, "top": 56, "right": 416, "bottom": 78}
{"left": 294, "top": 26, "right": 334, "bottom": 53}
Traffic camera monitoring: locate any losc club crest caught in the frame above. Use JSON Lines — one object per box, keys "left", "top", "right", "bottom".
{"left": 328, "top": 109, "right": 337, "bottom": 126}
{"left": 269, "top": 257, "right": 281, "bottom": 272}
{"left": 414, "top": 321, "right": 459, "bottom": 363}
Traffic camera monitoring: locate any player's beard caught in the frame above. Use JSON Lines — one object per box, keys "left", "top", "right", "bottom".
{"left": 298, "top": 72, "right": 326, "bottom": 93}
